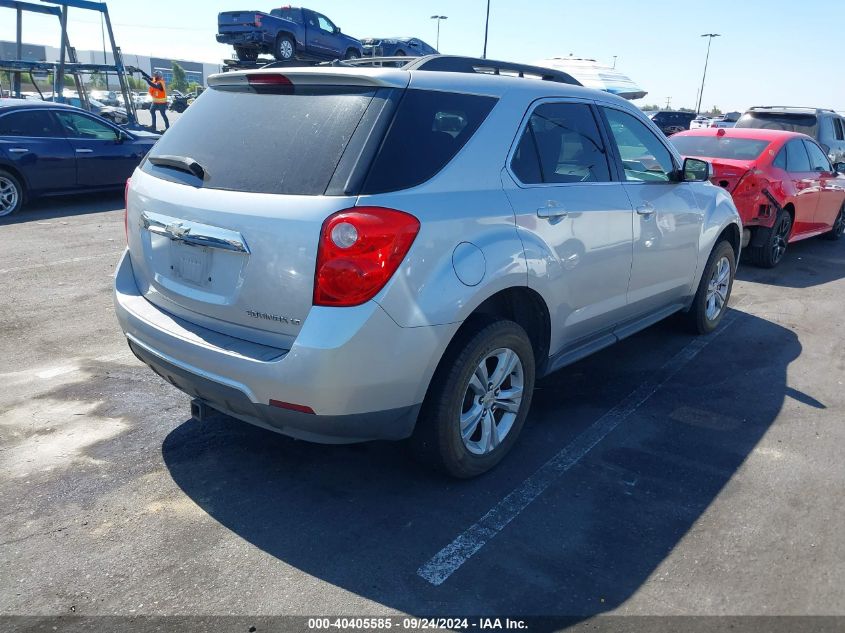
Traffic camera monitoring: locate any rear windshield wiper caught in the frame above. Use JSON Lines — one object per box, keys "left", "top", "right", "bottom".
{"left": 148, "top": 155, "right": 207, "bottom": 181}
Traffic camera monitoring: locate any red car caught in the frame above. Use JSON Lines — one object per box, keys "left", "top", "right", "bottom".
{"left": 672, "top": 128, "right": 845, "bottom": 267}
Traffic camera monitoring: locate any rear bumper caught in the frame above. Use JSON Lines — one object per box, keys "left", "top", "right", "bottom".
{"left": 114, "top": 251, "right": 458, "bottom": 443}
{"left": 216, "top": 32, "right": 273, "bottom": 47}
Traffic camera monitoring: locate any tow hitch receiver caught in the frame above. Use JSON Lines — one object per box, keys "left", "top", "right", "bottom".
{"left": 190, "top": 399, "right": 214, "bottom": 422}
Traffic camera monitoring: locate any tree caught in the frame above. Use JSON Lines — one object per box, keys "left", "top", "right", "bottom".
{"left": 170, "top": 62, "right": 188, "bottom": 92}
{"left": 89, "top": 71, "right": 107, "bottom": 89}
{"left": 187, "top": 81, "right": 200, "bottom": 94}
{"left": 707, "top": 106, "right": 723, "bottom": 116}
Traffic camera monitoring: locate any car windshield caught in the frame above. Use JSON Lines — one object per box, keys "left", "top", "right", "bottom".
{"left": 735, "top": 112, "right": 818, "bottom": 135}
{"left": 671, "top": 136, "right": 771, "bottom": 161}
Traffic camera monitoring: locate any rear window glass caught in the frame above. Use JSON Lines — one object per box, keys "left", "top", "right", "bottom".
{"left": 735, "top": 112, "right": 818, "bottom": 136}
{"left": 670, "top": 136, "right": 770, "bottom": 160}
{"left": 361, "top": 90, "right": 497, "bottom": 194}
{"left": 142, "top": 86, "right": 379, "bottom": 195}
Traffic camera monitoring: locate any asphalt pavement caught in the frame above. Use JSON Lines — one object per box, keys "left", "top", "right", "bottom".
{"left": 1, "top": 194, "right": 844, "bottom": 623}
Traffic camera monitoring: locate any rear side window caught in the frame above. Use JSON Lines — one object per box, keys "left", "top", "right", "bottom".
{"left": 0, "top": 110, "right": 62, "bottom": 137}
{"left": 785, "top": 139, "right": 811, "bottom": 172}
{"left": 361, "top": 90, "right": 497, "bottom": 194}
{"left": 142, "top": 86, "right": 380, "bottom": 195}
{"left": 772, "top": 147, "right": 787, "bottom": 170}
{"left": 834, "top": 118, "right": 845, "bottom": 141}
{"left": 511, "top": 102, "right": 611, "bottom": 184}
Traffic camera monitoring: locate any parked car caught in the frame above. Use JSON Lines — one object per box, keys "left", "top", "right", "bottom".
{"left": 216, "top": 6, "right": 363, "bottom": 62}
{"left": 649, "top": 110, "right": 697, "bottom": 135}
{"left": 672, "top": 128, "right": 845, "bottom": 268}
{"left": 690, "top": 115, "right": 713, "bottom": 130}
{"left": 709, "top": 111, "right": 741, "bottom": 129}
{"left": 41, "top": 92, "right": 130, "bottom": 125}
{"left": 0, "top": 99, "right": 159, "bottom": 217}
{"left": 361, "top": 37, "right": 437, "bottom": 57}
{"left": 115, "top": 60, "right": 741, "bottom": 478}
{"left": 735, "top": 107, "right": 845, "bottom": 165}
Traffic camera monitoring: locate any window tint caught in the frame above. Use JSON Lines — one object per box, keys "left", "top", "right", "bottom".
{"left": 772, "top": 147, "right": 787, "bottom": 170}
{"left": 785, "top": 139, "right": 811, "bottom": 172}
{"left": 834, "top": 118, "right": 845, "bottom": 141}
{"left": 316, "top": 14, "right": 334, "bottom": 32}
{"left": 510, "top": 102, "right": 610, "bottom": 184}
{"left": 603, "top": 108, "right": 675, "bottom": 182}
{"left": 670, "top": 136, "right": 770, "bottom": 160}
{"left": 143, "top": 86, "right": 380, "bottom": 195}
{"left": 362, "top": 90, "right": 497, "bottom": 194}
{"left": 805, "top": 140, "right": 831, "bottom": 172}
{"left": 736, "top": 112, "right": 818, "bottom": 136}
{"left": 0, "top": 110, "right": 62, "bottom": 137}
{"left": 54, "top": 112, "right": 117, "bottom": 140}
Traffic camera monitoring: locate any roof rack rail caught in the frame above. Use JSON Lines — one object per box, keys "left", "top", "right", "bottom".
{"left": 339, "top": 54, "right": 582, "bottom": 85}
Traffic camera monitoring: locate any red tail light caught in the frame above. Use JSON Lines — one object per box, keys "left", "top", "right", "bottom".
{"left": 124, "top": 178, "right": 130, "bottom": 244}
{"left": 314, "top": 207, "right": 420, "bottom": 307}
{"left": 254, "top": 14, "right": 262, "bottom": 27}
{"left": 247, "top": 73, "right": 292, "bottom": 86}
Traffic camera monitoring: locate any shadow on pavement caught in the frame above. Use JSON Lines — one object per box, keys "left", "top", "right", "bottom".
{"left": 161, "top": 309, "right": 800, "bottom": 620}
{"left": 0, "top": 190, "right": 124, "bottom": 225}
{"left": 738, "top": 237, "right": 845, "bottom": 289}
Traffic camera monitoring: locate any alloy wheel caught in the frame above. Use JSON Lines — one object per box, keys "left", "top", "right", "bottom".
{"left": 834, "top": 208, "right": 845, "bottom": 237}
{"left": 278, "top": 39, "right": 293, "bottom": 59}
{"left": 771, "top": 214, "right": 791, "bottom": 264}
{"left": 0, "top": 176, "right": 19, "bottom": 217}
{"left": 705, "top": 256, "right": 731, "bottom": 321}
{"left": 460, "top": 347, "right": 524, "bottom": 456}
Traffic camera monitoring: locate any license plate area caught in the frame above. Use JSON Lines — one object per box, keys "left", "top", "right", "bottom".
{"left": 171, "top": 241, "right": 211, "bottom": 287}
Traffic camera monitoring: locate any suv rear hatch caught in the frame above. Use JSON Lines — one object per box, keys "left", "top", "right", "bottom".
{"left": 128, "top": 70, "right": 409, "bottom": 347}
{"left": 735, "top": 111, "right": 818, "bottom": 136}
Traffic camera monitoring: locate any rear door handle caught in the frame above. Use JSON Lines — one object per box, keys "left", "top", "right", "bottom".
{"left": 537, "top": 202, "right": 568, "bottom": 219}
{"left": 75, "top": 149, "right": 94, "bottom": 154}
{"left": 9, "top": 148, "right": 28, "bottom": 154}
{"left": 636, "top": 203, "right": 656, "bottom": 216}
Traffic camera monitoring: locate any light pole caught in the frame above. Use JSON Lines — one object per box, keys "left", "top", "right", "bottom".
{"left": 612, "top": 55, "right": 617, "bottom": 70}
{"left": 696, "top": 33, "right": 720, "bottom": 115}
{"left": 482, "top": 0, "right": 491, "bottom": 59}
{"left": 431, "top": 15, "right": 448, "bottom": 52}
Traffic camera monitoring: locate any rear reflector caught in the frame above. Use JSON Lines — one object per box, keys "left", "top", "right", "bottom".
{"left": 269, "top": 399, "right": 315, "bottom": 415}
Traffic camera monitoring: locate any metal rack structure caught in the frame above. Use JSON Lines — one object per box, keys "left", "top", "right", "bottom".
{"left": 0, "top": 0, "right": 138, "bottom": 125}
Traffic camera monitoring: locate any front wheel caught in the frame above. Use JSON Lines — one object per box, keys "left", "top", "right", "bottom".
{"left": 273, "top": 35, "right": 295, "bottom": 61}
{"left": 823, "top": 204, "right": 845, "bottom": 241}
{"left": 749, "top": 208, "right": 792, "bottom": 268}
{"left": 344, "top": 49, "right": 361, "bottom": 60}
{"left": 411, "top": 319, "right": 535, "bottom": 478}
{"left": 0, "top": 169, "right": 24, "bottom": 218}
{"left": 685, "top": 240, "right": 736, "bottom": 335}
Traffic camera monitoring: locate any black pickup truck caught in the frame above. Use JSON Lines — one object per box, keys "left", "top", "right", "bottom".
{"left": 217, "top": 6, "right": 364, "bottom": 62}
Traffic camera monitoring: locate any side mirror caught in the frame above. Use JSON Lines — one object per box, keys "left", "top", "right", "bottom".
{"left": 834, "top": 162, "right": 845, "bottom": 173}
{"left": 115, "top": 130, "right": 129, "bottom": 143}
{"left": 683, "top": 157, "right": 712, "bottom": 182}
{"left": 334, "top": 26, "right": 341, "bottom": 34}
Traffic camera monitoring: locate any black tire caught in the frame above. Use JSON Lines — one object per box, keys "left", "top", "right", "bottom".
{"left": 822, "top": 204, "right": 845, "bottom": 241}
{"left": 273, "top": 35, "right": 295, "bottom": 61}
{"left": 234, "top": 47, "right": 258, "bottom": 62}
{"left": 411, "top": 318, "right": 536, "bottom": 478}
{"left": 749, "top": 208, "right": 792, "bottom": 268}
{"left": 684, "top": 240, "right": 736, "bottom": 335}
{"left": 0, "top": 168, "right": 24, "bottom": 218}
{"left": 395, "top": 49, "right": 407, "bottom": 57}
{"left": 344, "top": 49, "right": 361, "bottom": 60}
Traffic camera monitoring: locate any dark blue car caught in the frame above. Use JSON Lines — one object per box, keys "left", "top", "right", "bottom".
{"left": 361, "top": 37, "right": 438, "bottom": 57}
{"left": 0, "top": 99, "right": 159, "bottom": 217}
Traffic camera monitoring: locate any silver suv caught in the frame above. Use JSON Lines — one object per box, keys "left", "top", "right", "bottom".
{"left": 115, "top": 57, "right": 742, "bottom": 477}
{"left": 736, "top": 106, "right": 845, "bottom": 164}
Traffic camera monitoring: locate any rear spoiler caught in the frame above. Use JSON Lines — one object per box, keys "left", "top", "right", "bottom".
{"left": 207, "top": 67, "right": 410, "bottom": 89}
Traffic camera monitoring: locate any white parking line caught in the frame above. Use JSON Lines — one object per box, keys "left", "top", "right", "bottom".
{"left": 417, "top": 310, "right": 741, "bottom": 586}
{"left": 0, "top": 252, "right": 119, "bottom": 275}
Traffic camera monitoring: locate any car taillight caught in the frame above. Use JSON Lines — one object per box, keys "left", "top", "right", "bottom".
{"left": 124, "top": 178, "right": 130, "bottom": 244}
{"left": 314, "top": 207, "right": 420, "bottom": 307}
{"left": 254, "top": 14, "right": 262, "bottom": 27}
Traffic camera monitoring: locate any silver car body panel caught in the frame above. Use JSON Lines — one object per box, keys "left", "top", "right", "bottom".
{"left": 115, "top": 66, "right": 741, "bottom": 443}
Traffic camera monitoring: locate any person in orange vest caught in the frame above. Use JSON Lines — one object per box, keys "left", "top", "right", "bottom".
{"left": 141, "top": 70, "right": 170, "bottom": 132}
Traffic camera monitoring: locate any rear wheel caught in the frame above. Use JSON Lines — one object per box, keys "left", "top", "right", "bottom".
{"left": 749, "top": 208, "right": 792, "bottom": 268}
{"left": 0, "top": 169, "right": 23, "bottom": 218}
{"left": 235, "top": 47, "right": 258, "bottom": 62}
{"left": 823, "top": 204, "right": 845, "bottom": 241}
{"left": 684, "top": 240, "right": 736, "bottom": 335}
{"left": 344, "top": 49, "right": 361, "bottom": 60}
{"left": 411, "top": 318, "right": 535, "bottom": 478}
{"left": 273, "top": 35, "right": 295, "bottom": 61}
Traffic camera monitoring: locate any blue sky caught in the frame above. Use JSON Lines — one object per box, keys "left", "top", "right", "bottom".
{"left": 3, "top": 0, "right": 843, "bottom": 112}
